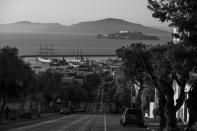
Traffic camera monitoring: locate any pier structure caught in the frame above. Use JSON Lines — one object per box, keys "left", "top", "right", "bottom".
{"left": 20, "top": 54, "right": 116, "bottom": 58}
{"left": 21, "top": 45, "right": 116, "bottom": 61}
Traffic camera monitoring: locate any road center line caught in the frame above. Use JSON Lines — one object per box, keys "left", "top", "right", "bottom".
{"left": 91, "top": 117, "right": 98, "bottom": 130}
{"left": 104, "top": 113, "right": 107, "bottom": 131}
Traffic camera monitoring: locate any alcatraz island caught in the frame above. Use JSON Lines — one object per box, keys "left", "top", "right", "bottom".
{"left": 97, "top": 30, "right": 159, "bottom": 40}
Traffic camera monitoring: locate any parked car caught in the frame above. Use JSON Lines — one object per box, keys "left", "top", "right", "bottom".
{"left": 120, "top": 108, "right": 145, "bottom": 127}
{"left": 60, "top": 108, "right": 70, "bottom": 114}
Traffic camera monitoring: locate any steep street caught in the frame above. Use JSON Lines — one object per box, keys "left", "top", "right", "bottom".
{"left": 0, "top": 114, "right": 148, "bottom": 131}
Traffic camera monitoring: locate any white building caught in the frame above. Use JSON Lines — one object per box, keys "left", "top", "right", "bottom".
{"left": 173, "top": 27, "right": 180, "bottom": 44}
{"left": 173, "top": 80, "right": 190, "bottom": 124}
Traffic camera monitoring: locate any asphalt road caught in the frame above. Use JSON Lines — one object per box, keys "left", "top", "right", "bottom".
{"left": 2, "top": 113, "right": 148, "bottom": 131}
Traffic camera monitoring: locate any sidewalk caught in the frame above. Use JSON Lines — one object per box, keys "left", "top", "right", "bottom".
{"left": 145, "top": 118, "right": 186, "bottom": 131}
{"left": 0, "top": 113, "right": 58, "bottom": 126}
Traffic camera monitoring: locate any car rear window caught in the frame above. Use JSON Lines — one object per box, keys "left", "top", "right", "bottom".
{"left": 126, "top": 109, "right": 142, "bottom": 116}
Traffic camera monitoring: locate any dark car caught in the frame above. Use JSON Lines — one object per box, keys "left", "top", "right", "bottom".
{"left": 120, "top": 108, "right": 145, "bottom": 127}
{"left": 60, "top": 108, "right": 70, "bottom": 114}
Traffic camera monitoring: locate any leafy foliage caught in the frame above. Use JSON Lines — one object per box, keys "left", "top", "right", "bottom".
{"left": 82, "top": 73, "right": 101, "bottom": 92}
{"left": 147, "top": 0, "right": 197, "bottom": 46}
{"left": 64, "top": 84, "right": 88, "bottom": 103}
{"left": 116, "top": 43, "right": 150, "bottom": 84}
{"left": 112, "top": 87, "right": 131, "bottom": 110}
{"left": 116, "top": 42, "right": 197, "bottom": 130}
{"left": 0, "top": 47, "right": 34, "bottom": 98}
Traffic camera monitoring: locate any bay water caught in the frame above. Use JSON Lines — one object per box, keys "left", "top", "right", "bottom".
{"left": 0, "top": 33, "right": 171, "bottom": 56}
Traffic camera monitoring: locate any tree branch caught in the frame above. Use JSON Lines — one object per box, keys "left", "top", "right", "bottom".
{"left": 142, "top": 61, "right": 159, "bottom": 89}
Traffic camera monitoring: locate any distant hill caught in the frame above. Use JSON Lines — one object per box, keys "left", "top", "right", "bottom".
{"left": 0, "top": 18, "right": 170, "bottom": 35}
{"left": 0, "top": 21, "right": 68, "bottom": 33}
{"left": 67, "top": 18, "right": 169, "bottom": 35}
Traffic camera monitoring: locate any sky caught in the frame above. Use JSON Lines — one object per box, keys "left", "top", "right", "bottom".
{"left": 0, "top": 0, "right": 169, "bottom": 27}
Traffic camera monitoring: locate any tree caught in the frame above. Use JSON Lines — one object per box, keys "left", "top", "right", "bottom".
{"left": 22, "top": 67, "right": 37, "bottom": 116}
{"left": 147, "top": 0, "right": 197, "bottom": 46}
{"left": 38, "top": 69, "right": 64, "bottom": 112}
{"left": 69, "top": 85, "right": 88, "bottom": 104}
{"left": 112, "top": 87, "right": 131, "bottom": 112}
{"left": 116, "top": 43, "right": 153, "bottom": 110}
{"left": 116, "top": 43, "right": 197, "bottom": 131}
{"left": 148, "top": 1, "right": 197, "bottom": 130}
{"left": 83, "top": 73, "right": 101, "bottom": 92}
{"left": 0, "top": 47, "right": 34, "bottom": 121}
{"left": 186, "top": 79, "right": 197, "bottom": 131}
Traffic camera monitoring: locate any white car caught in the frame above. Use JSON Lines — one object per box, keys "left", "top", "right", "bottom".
{"left": 60, "top": 108, "right": 70, "bottom": 114}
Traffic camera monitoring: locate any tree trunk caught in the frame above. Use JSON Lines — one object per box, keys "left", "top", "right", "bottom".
{"left": 159, "top": 94, "right": 166, "bottom": 131}
{"left": 0, "top": 99, "right": 5, "bottom": 122}
{"left": 186, "top": 84, "right": 197, "bottom": 131}
{"left": 186, "top": 105, "right": 197, "bottom": 131}
{"left": 164, "top": 86, "right": 178, "bottom": 131}
{"left": 159, "top": 83, "right": 179, "bottom": 131}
